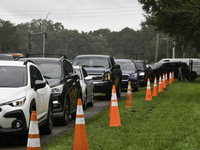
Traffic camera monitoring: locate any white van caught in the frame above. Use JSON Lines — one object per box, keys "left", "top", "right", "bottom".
{"left": 159, "top": 58, "right": 200, "bottom": 78}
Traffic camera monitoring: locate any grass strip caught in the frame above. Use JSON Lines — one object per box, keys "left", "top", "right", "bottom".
{"left": 43, "top": 80, "right": 200, "bottom": 150}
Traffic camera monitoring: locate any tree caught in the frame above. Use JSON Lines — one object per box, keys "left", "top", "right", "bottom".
{"left": 138, "top": 0, "right": 200, "bottom": 50}
{"left": 0, "top": 19, "right": 20, "bottom": 53}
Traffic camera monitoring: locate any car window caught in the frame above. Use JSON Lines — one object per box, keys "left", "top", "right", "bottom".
{"left": 65, "top": 61, "right": 73, "bottom": 75}
{"left": 73, "top": 57, "right": 110, "bottom": 68}
{"left": 82, "top": 67, "right": 88, "bottom": 77}
{"left": 135, "top": 62, "right": 144, "bottom": 70}
{"left": 116, "top": 62, "right": 136, "bottom": 71}
{"left": 0, "top": 66, "right": 27, "bottom": 87}
{"left": 30, "top": 66, "right": 44, "bottom": 88}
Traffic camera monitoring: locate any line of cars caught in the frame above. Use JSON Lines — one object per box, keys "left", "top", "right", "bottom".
{"left": 0, "top": 54, "right": 95, "bottom": 144}
{"left": 1, "top": 52, "right": 194, "bottom": 145}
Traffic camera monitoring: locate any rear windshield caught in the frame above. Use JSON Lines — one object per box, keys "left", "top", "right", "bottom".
{"left": 73, "top": 57, "right": 110, "bottom": 68}
{"left": 0, "top": 66, "right": 27, "bottom": 87}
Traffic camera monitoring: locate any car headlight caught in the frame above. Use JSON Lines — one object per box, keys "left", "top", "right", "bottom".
{"left": 51, "top": 85, "right": 64, "bottom": 94}
{"left": 6, "top": 97, "right": 26, "bottom": 107}
{"left": 103, "top": 72, "right": 111, "bottom": 81}
{"left": 139, "top": 72, "right": 145, "bottom": 76}
{"left": 130, "top": 74, "right": 137, "bottom": 78}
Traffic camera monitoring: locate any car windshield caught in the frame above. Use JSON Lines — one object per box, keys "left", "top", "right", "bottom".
{"left": 0, "top": 66, "right": 27, "bottom": 87}
{"left": 135, "top": 62, "right": 144, "bottom": 70}
{"left": 36, "top": 63, "right": 62, "bottom": 78}
{"left": 116, "top": 62, "right": 136, "bottom": 71}
{"left": 73, "top": 57, "right": 110, "bottom": 68}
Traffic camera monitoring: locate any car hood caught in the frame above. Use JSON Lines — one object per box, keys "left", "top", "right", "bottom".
{"left": 122, "top": 70, "right": 137, "bottom": 74}
{"left": 0, "top": 87, "right": 27, "bottom": 104}
{"left": 46, "top": 78, "right": 62, "bottom": 88}
{"left": 84, "top": 67, "right": 108, "bottom": 74}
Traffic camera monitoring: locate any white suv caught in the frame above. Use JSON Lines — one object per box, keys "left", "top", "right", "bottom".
{"left": 0, "top": 61, "right": 53, "bottom": 137}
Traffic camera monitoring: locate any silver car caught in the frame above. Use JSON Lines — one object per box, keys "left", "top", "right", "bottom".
{"left": 73, "top": 65, "right": 94, "bottom": 110}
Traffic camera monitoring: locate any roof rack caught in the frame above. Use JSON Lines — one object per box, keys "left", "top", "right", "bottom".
{"left": 26, "top": 53, "right": 68, "bottom": 59}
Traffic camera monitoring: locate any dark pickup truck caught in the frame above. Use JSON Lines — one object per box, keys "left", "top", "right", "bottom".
{"left": 73, "top": 55, "right": 122, "bottom": 99}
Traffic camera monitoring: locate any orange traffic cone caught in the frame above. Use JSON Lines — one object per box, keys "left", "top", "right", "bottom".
{"left": 172, "top": 71, "right": 175, "bottom": 82}
{"left": 165, "top": 73, "right": 168, "bottom": 86}
{"left": 162, "top": 74, "right": 166, "bottom": 89}
{"left": 158, "top": 75, "right": 163, "bottom": 92}
{"left": 109, "top": 87, "right": 114, "bottom": 117}
{"left": 125, "top": 81, "right": 133, "bottom": 107}
{"left": 169, "top": 72, "right": 172, "bottom": 84}
{"left": 73, "top": 98, "right": 89, "bottom": 150}
{"left": 152, "top": 77, "right": 158, "bottom": 97}
{"left": 109, "top": 85, "right": 121, "bottom": 127}
{"left": 145, "top": 78, "right": 152, "bottom": 100}
{"left": 27, "top": 111, "right": 41, "bottom": 150}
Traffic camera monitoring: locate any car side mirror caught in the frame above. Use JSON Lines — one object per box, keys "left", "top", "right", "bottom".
{"left": 35, "top": 80, "right": 46, "bottom": 90}
{"left": 113, "top": 64, "right": 120, "bottom": 69}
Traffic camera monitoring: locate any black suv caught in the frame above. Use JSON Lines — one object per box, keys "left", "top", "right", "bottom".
{"left": 18, "top": 55, "right": 81, "bottom": 125}
{"left": 73, "top": 55, "right": 122, "bottom": 99}
{"left": 151, "top": 61, "right": 190, "bottom": 80}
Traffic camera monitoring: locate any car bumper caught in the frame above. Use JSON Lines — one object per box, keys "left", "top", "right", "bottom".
{"left": 121, "top": 80, "right": 138, "bottom": 89}
{"left": 52, "top": 93, "right": 65, "bottom": 118}
{"left": 93, "top": 80, "right": 112, "bottom": 94}
{"left": 0, "top": 109, "right": 28, "bottom": 135}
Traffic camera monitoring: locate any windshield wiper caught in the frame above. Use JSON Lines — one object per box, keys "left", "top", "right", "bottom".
{"left": 43, "top": 75, "right": 51, "bottom": 79}
{"left": 90, "top": 65, "right": 105, "bottom": 68}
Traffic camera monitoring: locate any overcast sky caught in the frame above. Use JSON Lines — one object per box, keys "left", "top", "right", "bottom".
{"left": 0, "top": 0, "right": 145, "bottom": 32}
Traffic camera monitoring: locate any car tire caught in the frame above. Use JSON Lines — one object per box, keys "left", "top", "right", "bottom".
{"left": 83, "top": 93, "right": 87, "bottom": 110}
{"left": 106, "top": 91, "right": 112, "bottom": 100}
{"left": 60, "top": 96, "right": 69, "bottom": 126}
{"left": 88, "top": 90, "right": 94, "bottom": 106}
{"left": 71, "top": 111, "right": 76, "bottom": 119}
{"left": 117, "top": 84, "right": 121, "bottom": 98}
{"left": 40, "top": 97, "right": 53, "bottom": 134}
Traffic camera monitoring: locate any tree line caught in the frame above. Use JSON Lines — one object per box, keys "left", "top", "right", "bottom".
{"left": 0, "top": 17, "right": 199, "bottom": 64}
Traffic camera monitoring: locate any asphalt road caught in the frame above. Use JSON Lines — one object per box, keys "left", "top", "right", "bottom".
{"left": 0, "top": 92, "right": 127, "bottom": 150}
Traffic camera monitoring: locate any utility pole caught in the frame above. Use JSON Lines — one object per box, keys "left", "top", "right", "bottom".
{"left": 43, "top": 12, "right": 51, "bottom": 57}
{"left": 172, "top": 41, "right": 175, "bottom": 58}
{"left": 155, "top": 32, "right": 159, "bottom": 62}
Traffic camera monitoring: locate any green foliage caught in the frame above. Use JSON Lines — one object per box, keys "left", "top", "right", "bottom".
{"left": 138, "top": 0, "right": 200, "bottom": 50}
{"left": 43, "top": 79, "right": 200, "bottom": 150}
{"left": 1, "top": 18, "right": 199, "bottom": 61}
{"left": 0, "top": 19, "right": 20, "bottom": 53}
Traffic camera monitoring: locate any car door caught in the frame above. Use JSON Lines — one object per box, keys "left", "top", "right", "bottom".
{"left": 30, "top": 66, "right": 44, "bottom": 117}
{"left": 82, "top": 67, "right": 93, "bottom": 100}
{"left": 64, "top": 61, "right": 79, "bottom": 111}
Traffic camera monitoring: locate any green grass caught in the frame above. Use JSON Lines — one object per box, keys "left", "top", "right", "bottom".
{"left": 43, "top": 79, "right": 200, "bottom": 150}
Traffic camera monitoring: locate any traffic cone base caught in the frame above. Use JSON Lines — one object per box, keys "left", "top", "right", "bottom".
{"left": 125, "top": 81, "right": 133, "bottom": 107}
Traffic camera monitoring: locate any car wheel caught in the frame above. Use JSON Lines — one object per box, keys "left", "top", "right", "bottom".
{"left": 134, "top": 87, "right": 138, "bottom": 92}
{"left": 106, "top": 91, "right": 112, "bottom": 100}
{"left": 117, "top": 84, "right": 121, "bottom": 98}
{"left": 60, "top": 96, "right": 69, "bottom": 126}
{"left": 40, "top": 97, "right": 53, "bottom": 134}
{"left": 71, "top": 111, "right": 76, "bottom": 119}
